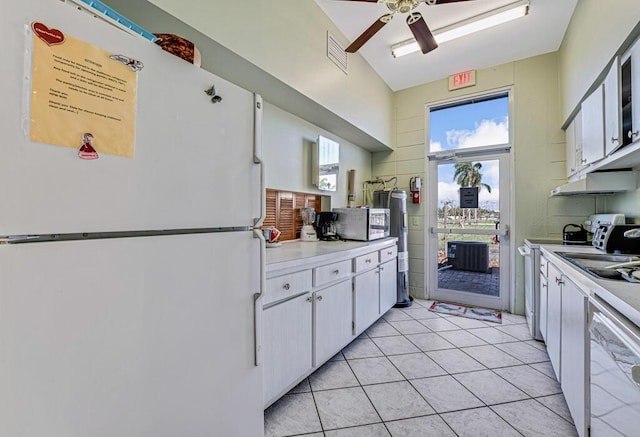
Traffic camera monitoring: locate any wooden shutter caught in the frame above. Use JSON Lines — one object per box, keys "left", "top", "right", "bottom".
{"left": 264, "top": 189, "right": 277, "bottom": 228}
{"left": 262, "top": 189, "right": 322, "bottom": 242}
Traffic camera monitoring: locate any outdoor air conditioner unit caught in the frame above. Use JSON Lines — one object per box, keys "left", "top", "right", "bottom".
{"left": 447, "top": 241, "right": 490, "bottom": 273}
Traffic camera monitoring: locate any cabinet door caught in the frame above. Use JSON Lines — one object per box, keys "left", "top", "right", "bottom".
{"left": 353, "top": 268, "right": 380, "bottom": 335}
{"left": 604, "top": 57, "right": 622, "bottom": 155}
{"left": 379, "top": 259, "right": 397, "bottom": 314}
{"left": 565, "top": 118, "right": 577, "bottom": 177}
{"left": 263, "top": 293, "right": 313, "bottom": 405}
{"left": 581, "top": 85, "right": 605, "bottom": 166}
{"left": 630, "top": 40, "right": 640, "bottom": 144}
{"left": 314, "top": 279, "right": 353, "bottom": 366}
{"left": 560, "top": 279, "right": 589, "bottom": 437}
{"left": 546, "top": 263, "right": 562, "bottom": 383}
{"left": 539, "top": 274, "right": 548, "bottom": 341}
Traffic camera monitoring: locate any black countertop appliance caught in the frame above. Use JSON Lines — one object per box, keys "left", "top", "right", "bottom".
{"left": 316, "top": 212, "right": 339, "bottom": 241}
{"left": 593, "top": 224, "right": 640, "bottom": 253}
{"left": 563, "top": 224, "right": 588, "bottom": 245}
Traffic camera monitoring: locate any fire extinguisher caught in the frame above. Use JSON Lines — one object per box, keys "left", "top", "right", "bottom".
{"left": 410, "top": 176, "right": 421, "bottom": 204}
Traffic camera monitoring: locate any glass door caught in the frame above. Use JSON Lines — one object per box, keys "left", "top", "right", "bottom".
{"left": 427, "top": 152, "right": 510, "bottom": 309}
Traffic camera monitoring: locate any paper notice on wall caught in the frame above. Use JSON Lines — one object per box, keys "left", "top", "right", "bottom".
{"left": 29, "top": 22, "right": 138, "bottom": 158}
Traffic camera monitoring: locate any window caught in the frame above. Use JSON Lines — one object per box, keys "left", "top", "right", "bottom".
{"left": 429, "top": 93, "right": 509, "bottom": 153}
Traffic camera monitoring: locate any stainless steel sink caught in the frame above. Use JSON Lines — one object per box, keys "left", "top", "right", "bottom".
{"left": 556, "top": 252, "right": 640, "bottom": 281}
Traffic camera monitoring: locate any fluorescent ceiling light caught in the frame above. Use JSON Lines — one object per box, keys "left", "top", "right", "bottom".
{"left": 391, "top": 0, "right": 530, "bottom": 58}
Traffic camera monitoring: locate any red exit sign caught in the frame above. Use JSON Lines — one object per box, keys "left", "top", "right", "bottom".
{"left": 448, "top": 70, "right": 476, "bottom": 91}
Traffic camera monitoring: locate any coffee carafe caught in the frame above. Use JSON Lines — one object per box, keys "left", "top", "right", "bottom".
{"left": 316, "top": 212, "right": 339, "bottom": 241}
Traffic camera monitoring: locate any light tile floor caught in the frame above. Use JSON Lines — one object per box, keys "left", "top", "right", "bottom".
{"left": 264, "top": 299, "right": 578, "bottom": 437}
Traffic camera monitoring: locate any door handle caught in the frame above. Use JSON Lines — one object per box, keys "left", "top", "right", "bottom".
{"left": 253, "top": 94, "right": 265, "bottom": 227}
{"left": 253, "top": 228, "right": 266, "bottom": 366}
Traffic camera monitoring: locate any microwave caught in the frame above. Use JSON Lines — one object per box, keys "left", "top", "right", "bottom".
{"left": 332, "top": 208, "right": 390, "bottom": 241}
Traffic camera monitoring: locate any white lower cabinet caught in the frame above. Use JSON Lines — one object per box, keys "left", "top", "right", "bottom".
{"left": 314, "top": 279, "right": 353, "bottom": 366}
{"left": 353, "top": 267, "right": 380, "bottom": 336}
{"left": 560, "top": 277, "right": 589, "bottom": 437}
{"left": 543, "top": 255, "right": 589, "bottom": 437}
{"left": 262, "top": 293, "right": 313, "bottom": 405}
{"left": 379, "top": 258, "right": 397, "bottom": 314}
{"left": 546, "top": 262, "right": 563, "bottom": 382}
{"left": 539, "top": 274, "right": 548, "bottom": 341}
{"left": 263, "top": 241, "right": 398, "bottom": 407}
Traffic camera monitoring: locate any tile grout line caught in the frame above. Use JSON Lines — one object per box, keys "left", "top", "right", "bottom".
{"left": 266, "top": 301, "right": 575, "bottom": 436}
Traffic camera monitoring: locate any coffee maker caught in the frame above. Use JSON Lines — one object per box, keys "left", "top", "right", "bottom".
{"left": 316, "top": 212, "right": 339, "bottom": 241}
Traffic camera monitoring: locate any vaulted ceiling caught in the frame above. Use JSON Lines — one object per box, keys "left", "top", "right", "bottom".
{"left": 314, "top": 0, "right": 578, "bottom": 91}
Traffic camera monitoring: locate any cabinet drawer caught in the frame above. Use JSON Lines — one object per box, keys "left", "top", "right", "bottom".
{"left": 540, "top": 257, "right": 548, "bottom": 278}
{"left": 265, "top": 270, "right": 312, "bottom": 306}
{"left": 314, "top": 260, "right": 352, "bottom": 287}
{"left": 354, "top": 251, "right": 378, "bottom": 272}
{"left": 379, "top": 245, "right": 398, "bottom": 264}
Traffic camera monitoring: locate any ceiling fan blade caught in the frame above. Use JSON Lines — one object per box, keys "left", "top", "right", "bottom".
{"left": 407, "top": 13, "right": 438, "bottom": 54}
{"left": 345, "top": 14, "right": 393, "bottom": 53}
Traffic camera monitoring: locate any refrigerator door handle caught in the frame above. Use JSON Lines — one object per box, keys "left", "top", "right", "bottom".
{"left": 253, "top": 228, "right": 266, "bottom": 366}
{"left": 253, "top": 94, "right": 265, "bottom": 227}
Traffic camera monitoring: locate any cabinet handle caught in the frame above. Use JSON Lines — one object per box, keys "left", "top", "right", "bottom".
{"left": 555, "top": 276, "right": 564, "bottom": 285}
{"left": 316, "top": 295, "right": 323, "bottom": 301}
{"left": 283, "top": 283, "right": 291, "bottom": 290}
{"left": 365, "top": 258, "right": 372, "bottom": 263}
{"left": 629, "top": 130, "right": 639, "bottom": 139}
{"left": 380, "top": 266, "right": 384, "bottom": 271}
{"left": 306, "top": 296, "right": 314, "bottom": 302}
{"left": 333, "top": 269, "right": 340, "bottom": 275}
{"left": 375, "top": 270, "right": 380, "bottom": 275}
{"left": 387, "top": 251, "right": 393, "bottom": 255}
{"left": 581, "top": 158, "right": 587, "bottom": 163}
{"left": 611, "top": 136, "right": 619, "bottom": 143}
{"left": 542, "top": 283, "right": 547, "bottom": 288}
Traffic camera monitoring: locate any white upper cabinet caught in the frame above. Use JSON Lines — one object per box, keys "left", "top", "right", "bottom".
{"left": 565, "top": 111, "right": 581, "bottom": 177}
{"left": 604, "top": 57, "right": 623, "bottom": 155}
{"left": 581, "top": 85, "right": 606, "bottom": 167}
{"left": 628, "top": 40, "right": 640, "bottom": 144}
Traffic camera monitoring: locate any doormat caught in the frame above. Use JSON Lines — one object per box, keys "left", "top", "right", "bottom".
{"left": 429, "top": 301, "right": 502, "bottom": 324}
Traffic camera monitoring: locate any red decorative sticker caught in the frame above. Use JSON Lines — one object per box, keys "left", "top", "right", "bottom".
{"left": 78, "top": 133, "right": 99, "bottom": 160}
{"left": 32, "top": 22, "right": 65, "bottom": 46}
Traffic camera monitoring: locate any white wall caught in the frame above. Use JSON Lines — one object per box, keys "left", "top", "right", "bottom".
{"left": 558, "top": 0, "right": 640, "bottom": 121}
{"left": 264, "top": 103, "right": 371, "bottom": 208}
{"left": 147, "top": 0, "right": 395, "bottom": 148}
{"left": 383, "top": 54, "right": 596, "bottom": 314}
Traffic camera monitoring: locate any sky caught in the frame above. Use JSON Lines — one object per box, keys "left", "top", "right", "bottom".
{"left": 429, "top": 96, "right": 509, "bottom": 211}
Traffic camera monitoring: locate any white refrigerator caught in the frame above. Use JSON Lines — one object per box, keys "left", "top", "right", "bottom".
{"left": 0, "top": 1, "right": 265, "bottom": 436}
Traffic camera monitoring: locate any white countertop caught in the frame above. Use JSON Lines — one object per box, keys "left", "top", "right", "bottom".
{"left": 266, "top": 237, "right": 398, "bottom": 274}
{"left": 540, "top": 244, "right": 640, "bottom": 327}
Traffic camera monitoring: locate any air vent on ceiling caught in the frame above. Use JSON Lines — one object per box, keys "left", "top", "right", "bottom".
{"left": 327, "top": 32, "right": 348, "bottom": 74}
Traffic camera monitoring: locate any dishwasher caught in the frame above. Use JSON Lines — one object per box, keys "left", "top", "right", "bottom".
{"left": 589, "top": 296, "right": 640, "bottom": 436}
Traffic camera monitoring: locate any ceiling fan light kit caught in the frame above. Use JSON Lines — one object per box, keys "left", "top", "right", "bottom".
{"left": 390, "top": 0, "right": 530, "bottom": 58}
{"left": 342, "top": 0, "right": 474, "bottom": 54}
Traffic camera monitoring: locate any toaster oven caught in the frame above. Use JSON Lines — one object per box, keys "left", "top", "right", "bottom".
{"left": 332, "top": 208, "right": 390, "bottom": 241}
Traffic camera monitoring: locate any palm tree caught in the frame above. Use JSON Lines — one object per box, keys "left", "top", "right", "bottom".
{"left": 453, "top": 162, "right": 492, "bottom": 222}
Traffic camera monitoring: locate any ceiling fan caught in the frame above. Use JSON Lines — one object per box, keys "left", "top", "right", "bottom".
{"left": 341, "top": 0, "right": 475, "bottom": 54}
